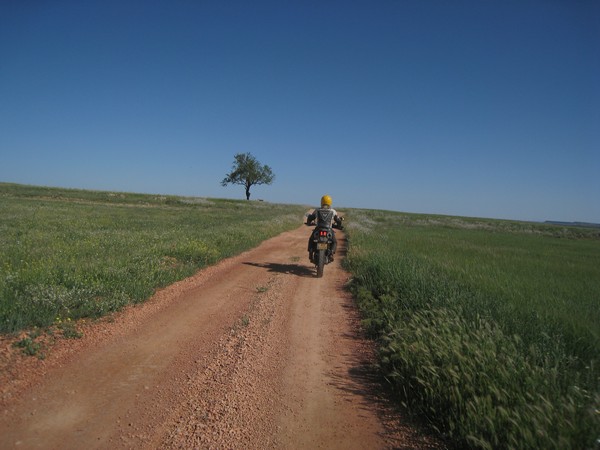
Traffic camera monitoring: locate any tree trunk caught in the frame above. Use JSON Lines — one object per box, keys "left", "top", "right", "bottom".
{"left": 245, "top": 184, "right": 251, "bottom": 200}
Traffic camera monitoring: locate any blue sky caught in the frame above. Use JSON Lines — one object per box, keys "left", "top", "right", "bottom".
{"left": 1, "top": 1, "right": 599, "bottom": 222}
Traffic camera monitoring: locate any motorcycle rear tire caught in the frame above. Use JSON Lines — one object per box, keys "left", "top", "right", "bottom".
{"left": 316, "top": 249, "right": 325, "bottom": 278}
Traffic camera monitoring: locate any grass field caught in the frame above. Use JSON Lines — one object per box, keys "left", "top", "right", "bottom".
{"left": 0, "top": 182, "right": 306, "bottom": 334}
{"left": 343, "top": 209, "right": 600, "bottom": 449}
{"left": 3, "top": 182, "right": 599, "bottom": 447}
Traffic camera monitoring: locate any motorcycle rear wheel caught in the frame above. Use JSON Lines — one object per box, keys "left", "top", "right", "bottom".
{"left": 316, "top": 249, "right": 325, "bottom": 278}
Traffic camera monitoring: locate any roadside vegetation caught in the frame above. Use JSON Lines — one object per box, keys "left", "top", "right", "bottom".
{"left": 3, "top": 182, "right": 599, "bottom": 447}
{"left": 0, "top": 183, "right": 306, "bottom": 335}
{"left": 343, "top": 209, "right": 600, "bottom": 449}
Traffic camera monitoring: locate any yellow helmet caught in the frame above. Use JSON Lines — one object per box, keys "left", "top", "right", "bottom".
{"left": 321, "top": 195, "right": 332, "bottom": 208}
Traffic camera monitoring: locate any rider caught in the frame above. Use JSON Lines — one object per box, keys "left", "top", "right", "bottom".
{"left": 307, "top": 194, "right": 343, "bottom": 262}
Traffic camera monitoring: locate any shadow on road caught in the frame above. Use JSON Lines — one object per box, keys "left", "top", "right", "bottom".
{"left": 243, "top": 262, "right": 315, "bottom": 278}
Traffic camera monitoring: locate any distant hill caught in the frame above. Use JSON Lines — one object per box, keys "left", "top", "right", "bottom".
{"left": 545, "top": 221, "right": 600, "bottom": 229}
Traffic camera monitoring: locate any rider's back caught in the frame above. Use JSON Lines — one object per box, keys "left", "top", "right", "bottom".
{"left": 316, "top": 208, "right": 334, "bottom": 228}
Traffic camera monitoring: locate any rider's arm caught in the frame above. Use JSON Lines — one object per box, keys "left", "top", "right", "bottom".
{"left": 332, "top": 210, "right": 343, "bottom": 227}
{"left": 331, "top": 209, "right": 340, "bottom": 222}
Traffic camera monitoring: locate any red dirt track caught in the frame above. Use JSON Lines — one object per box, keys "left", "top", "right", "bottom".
{"left": 0, "top": 226, "right": 444, "bottom": 449}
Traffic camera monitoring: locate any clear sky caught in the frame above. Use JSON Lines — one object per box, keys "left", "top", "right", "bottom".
{"left": 1, "top": 1, "right": 599, "bottom": 222}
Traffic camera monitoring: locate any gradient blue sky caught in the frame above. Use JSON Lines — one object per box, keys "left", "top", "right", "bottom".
{"left": 1, "top": 1, "right": 599, "bottom": 222}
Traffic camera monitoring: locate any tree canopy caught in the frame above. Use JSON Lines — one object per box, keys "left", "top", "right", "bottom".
{"left": 221, "top": 153, "right": 275, "bottom": 200}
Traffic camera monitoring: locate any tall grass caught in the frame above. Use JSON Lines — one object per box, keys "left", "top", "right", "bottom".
{"left": 344, "top": 209, "right": 600, "bottom": 449}
{"left": 0, "top": 183, "right": 307, "bottom": 333}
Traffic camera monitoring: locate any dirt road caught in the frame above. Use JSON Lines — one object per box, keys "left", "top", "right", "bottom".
{"left": 0, "top": 226, "right": 443, "bottom": 449}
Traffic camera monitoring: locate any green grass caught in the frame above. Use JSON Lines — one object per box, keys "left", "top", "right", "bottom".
{"left": 4, "top": 182, "right": 599, "bottom": 446}
{"left": 343, "top": 209, "right": 600, "bottom": 449}
{"left": 0, "top": 182, "right": 306, "bottom": 333}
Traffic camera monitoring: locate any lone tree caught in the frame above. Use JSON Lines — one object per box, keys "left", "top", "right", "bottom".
{"left": 221, "top": 152, "right": 275, "bottom": 200}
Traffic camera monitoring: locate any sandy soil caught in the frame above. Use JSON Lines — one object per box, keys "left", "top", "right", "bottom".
{"left": 0, "top": 226, "right": 446, "bottom": 449}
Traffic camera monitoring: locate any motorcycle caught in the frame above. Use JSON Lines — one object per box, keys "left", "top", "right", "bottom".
{"left": 306, "top": 215, "right": 344, "bottom": 278}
